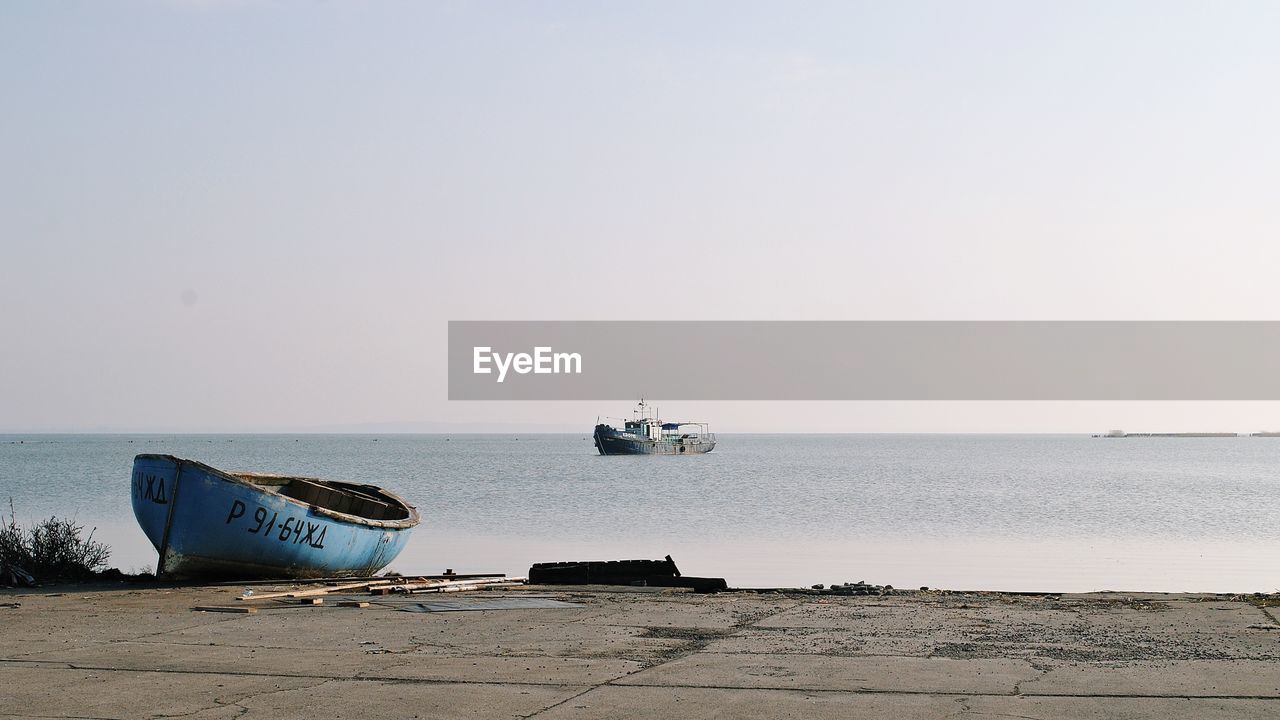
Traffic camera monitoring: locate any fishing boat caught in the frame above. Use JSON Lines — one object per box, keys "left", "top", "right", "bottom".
{"left": 593, "top": 400, "right": 716, "bottom": 455}
{"left": 131, "top": 454, "right": 420, "bottom": 579}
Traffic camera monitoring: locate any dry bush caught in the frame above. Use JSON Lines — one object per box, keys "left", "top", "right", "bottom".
{"left": 1, "top": 500, "right": 110, "bottom": 580}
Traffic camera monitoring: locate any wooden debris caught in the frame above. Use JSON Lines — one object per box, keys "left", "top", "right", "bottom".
{"left": 238, "top": 581, "right": 373, "bottom": 601}
{"left": 388, "top": 575, "right": 511, "bottom": 591}
{"left": 402, "top": 577, "right": 528, "bottom": 595}
{"left": 337, "top": 601, "right": 370, "bottom": 608}
{"left": 237, "top": 574, "right": 508, "bottom": 601}
{"left": 372, "top": 575, "right": 513, "bottom": 595}
{"left": 218, "top": 572, "right": 505, "bottom": 588}
{"left": 192, "top": 605, "right": 257, "bottom": 614}
{"left": 298, "top": 597, "right": 323, "bottom": 605}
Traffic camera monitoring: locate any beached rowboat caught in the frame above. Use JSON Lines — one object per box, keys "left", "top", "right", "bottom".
{"left": 131, "top": 454, "right": 420, "bottom": 579}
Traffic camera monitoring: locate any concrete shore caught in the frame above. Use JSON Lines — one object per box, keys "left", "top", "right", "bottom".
{"left": 2, "top": 583, "right": 1279, "bottom": 719}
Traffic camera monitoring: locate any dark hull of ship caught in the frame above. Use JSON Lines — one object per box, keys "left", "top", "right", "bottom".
{"left": 593, "top": 426, "right": 716, "bottom": 455}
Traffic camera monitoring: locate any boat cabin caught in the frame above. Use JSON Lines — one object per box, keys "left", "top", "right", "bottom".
{"left": 621, "top": 400, "right": 713, "bottom": 444}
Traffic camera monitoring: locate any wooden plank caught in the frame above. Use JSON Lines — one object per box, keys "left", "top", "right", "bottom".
{"left": 237, "top": 588, "right": 307, "bottom": 601}
{"left": 400, "top": 577, "right": 528, "bottom": 595}
{"left": 211, "top": 573, "right": 506, "bottom": 588}
{"left": 238, "top": 581, "right": 374, "bottom": 601}
{"left": 380, "top": 579, "right": 456, "bottom": 593}
{"left": 370, "top": 574, "right": 509, "bottom": 593}
{"left": 235, "top": 574, "right": 512, "bottom": 600}
{"left": 290, "top": 581, "right": 373, "bottom": 597}
{"left": 406, "top": 580, "right": 528, "bottom": 595}
{"left": 298, "top": 598, "right": 323, "bottom": 605}
{"left": 192, "top": 606, "right": 257, "bottom": 614}
{"left": 337, "top": 601, "right": 370, "bottom": 608}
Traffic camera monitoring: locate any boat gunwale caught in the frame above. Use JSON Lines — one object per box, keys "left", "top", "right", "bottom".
{"left": 134, "top": 454, "right": 420, "bottom": 530}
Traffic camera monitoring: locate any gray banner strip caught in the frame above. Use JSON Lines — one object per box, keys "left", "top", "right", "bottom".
{"left": 448, "top": 321, "right": 1280, "bottom": 400}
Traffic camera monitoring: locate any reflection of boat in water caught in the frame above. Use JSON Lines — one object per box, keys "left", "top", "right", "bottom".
{"left": 593, "top": 400, "right": 715, "bottom": 455}
{"left": 131, "top": 454, "right": 419, "bottom": 579}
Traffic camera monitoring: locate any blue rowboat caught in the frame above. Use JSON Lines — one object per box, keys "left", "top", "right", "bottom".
{"left": 131, "top": 454, "right": 420, "bottom": 579}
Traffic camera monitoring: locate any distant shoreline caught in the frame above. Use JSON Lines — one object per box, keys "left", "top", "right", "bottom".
{"left": 1094, "top": 431, "right": 1280, "bottom": 438}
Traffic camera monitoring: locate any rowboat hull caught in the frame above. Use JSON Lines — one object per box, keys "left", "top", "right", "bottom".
{"left": 131, "top": 454, "right": 419, "bottom": 579}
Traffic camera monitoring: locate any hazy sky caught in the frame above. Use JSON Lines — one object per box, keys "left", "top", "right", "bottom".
{"left": 4, "top": 1, "right": 1280, "bottom": 432}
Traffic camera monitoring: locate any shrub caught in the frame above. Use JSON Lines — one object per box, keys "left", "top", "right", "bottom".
{"left": 1, "top": 500, "right": 110, "bottom": 581}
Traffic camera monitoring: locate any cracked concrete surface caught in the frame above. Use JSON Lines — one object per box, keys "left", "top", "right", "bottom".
{"left": 2, "top": 585, "right": 1279, "bottom": 718}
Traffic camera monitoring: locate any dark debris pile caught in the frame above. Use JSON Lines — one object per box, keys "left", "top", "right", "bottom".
{"left": 812, "top": 580, "right": 896, "bottom": 596}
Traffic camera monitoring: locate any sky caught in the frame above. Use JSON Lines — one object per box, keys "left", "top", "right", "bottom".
{"left": 4, "top": 1, "right": 1280, "bottom": 432}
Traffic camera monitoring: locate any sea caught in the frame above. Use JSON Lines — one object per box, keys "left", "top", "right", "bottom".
{"left": 2, "top": 433, "right": 1277, "bottom": 593}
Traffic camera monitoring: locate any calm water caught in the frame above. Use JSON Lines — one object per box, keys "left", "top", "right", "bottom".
{"left": 1, "top": 434, "right": 1277, "bottom": 592}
